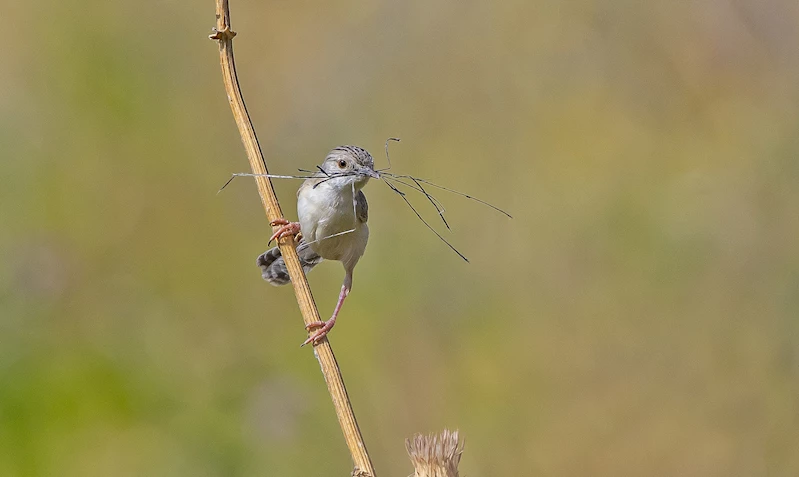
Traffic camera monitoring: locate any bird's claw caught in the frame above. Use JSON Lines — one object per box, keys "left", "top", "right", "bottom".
{"left": 268, "top": 218, "right": 302, "bottom": 245}
{"left": 301, "top": 319, "right": 335, "bottom": 347}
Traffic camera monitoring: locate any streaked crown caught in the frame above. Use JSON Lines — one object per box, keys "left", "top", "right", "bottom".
{"left": 326, "top": 145, "right": 374, "bottom": 169}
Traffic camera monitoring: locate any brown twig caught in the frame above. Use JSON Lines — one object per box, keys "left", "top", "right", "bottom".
{"left": 210, "top": 2, "right": 376, "bottom": 475}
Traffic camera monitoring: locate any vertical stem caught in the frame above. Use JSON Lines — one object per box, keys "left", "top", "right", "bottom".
{"left": 210, "top": 2, "right": 376, "bottom": 475}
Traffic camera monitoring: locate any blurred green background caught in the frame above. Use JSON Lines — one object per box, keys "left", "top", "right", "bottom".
{"left": 2, "top": 0, "right": 798, "bottom": 475}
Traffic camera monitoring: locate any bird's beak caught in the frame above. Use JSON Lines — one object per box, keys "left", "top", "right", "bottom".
{"left": 364, "top": 168, "right": 380, "bottom": 179}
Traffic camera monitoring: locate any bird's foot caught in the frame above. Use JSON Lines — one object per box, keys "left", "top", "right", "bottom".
{"left": 269, "top": 218, "right": 302, "bottom": 245}
{"left": 301, "top": 318, "right": 337, "bottom": 347}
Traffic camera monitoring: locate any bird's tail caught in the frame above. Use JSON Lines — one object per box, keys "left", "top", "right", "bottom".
{"left": 257, "top": 240, "right": 323, "bottom": 286}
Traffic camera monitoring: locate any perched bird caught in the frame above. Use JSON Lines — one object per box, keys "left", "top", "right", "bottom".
{"left": 257, "top": 146, "right": 379, "bottom": 346}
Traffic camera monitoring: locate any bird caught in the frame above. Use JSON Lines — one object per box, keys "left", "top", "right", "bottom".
{"left": 257, "top": 145, "right": 379, "bottom": 346}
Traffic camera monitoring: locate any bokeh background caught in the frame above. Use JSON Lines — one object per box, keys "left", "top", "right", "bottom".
{"left": 2, "top": 1, "right": 799, "bottom": 475}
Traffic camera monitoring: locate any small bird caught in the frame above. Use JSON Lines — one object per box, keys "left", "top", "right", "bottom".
{"left": 257, "top": 146, "right": 379, "bottom": 346}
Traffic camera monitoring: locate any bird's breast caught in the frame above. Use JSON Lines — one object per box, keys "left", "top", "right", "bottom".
{"left": 297, "top": 183, "right": 368, "bottom": 265}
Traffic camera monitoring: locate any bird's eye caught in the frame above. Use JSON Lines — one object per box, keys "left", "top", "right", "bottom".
{"left": 338, "top": 160, "right": 347, "bottom": 168}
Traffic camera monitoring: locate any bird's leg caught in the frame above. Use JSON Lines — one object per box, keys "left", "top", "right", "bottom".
{"left": 268, "top": 218, "right": 302, "bottom": 245}
{"left": 302, "top": 284, "right": 348, "bottom": 346}
{"left": 302, "top": 274, "right": 352, "bottom": 346}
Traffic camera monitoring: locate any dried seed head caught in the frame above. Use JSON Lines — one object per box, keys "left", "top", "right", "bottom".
{"left": 405, "top": 429, "right": 464, "bottom": 477}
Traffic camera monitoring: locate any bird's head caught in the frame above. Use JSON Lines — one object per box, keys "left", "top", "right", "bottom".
{"left": 318, "top": 145, "right": 379, "bottom": 190}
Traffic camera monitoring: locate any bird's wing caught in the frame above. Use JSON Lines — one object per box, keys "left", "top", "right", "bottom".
{"left": 355, "top": 190, "right": 368, "bottom": 223}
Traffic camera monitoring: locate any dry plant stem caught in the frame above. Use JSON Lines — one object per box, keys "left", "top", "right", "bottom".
{"left": 210, "top": 2, "right": 376, "bottom": 475}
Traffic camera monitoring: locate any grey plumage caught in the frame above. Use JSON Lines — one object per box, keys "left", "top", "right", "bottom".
{"left": 257, "top": 145, "right": 373, "bottom": 286}
{"left": 355, "top": 189, "right": 368, "bottom": 223}
{"left": 256, "top": 145, "right": 378, "bottom": 345}
{"left": 257, "top": 240, "right": 323, "bottom": 286}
